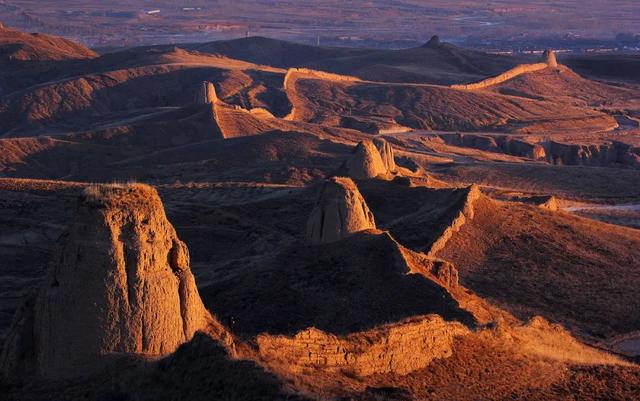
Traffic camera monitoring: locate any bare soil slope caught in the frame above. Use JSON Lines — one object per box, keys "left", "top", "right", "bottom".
{"left": 287, "top": 76, "right": 615, "bottom": 133}
{"left": 190, "top": 36, "right": 522, "bottom": 85}
{"left": 436, "top": 195, "right": 640, "bottom": 338}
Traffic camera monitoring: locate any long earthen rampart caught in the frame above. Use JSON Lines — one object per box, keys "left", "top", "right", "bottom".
{"left": 426, "top": 185, "right": 481, "bottom": 257}
{"left": 451, "top": 63, "right": 549, "bottom": 91}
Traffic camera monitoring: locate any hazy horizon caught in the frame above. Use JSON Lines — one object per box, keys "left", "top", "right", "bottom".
{"left": 2, "top": 0, "right": 640, "bottom": 50}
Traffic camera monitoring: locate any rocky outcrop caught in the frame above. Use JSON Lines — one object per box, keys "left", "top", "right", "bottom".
{"left": 374, "top": 138, "right": 397, "bottom": 173}
{"left": 256, "top": 315, "right": 469, "bottom": 377}
{"left": 306, "top": 177, "right": 376, "bottom": 244}
{"left": 0, "top": 183, "right": 210, "bottom": 379}
{"left": 344, "top": 140, "right": 393, "bottom": 179}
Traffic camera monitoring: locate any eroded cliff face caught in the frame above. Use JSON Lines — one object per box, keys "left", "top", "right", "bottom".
{"left": 256, "top": 315, "right": 469, "bottom": 377}
{"left": 545, "top": 140, "right": 640, "bottom": 168}
{"left": 435, "top": 134, "right": 640, "bottom": 168}
{"left": 306, "top": 177, "right": 376, "bottom": 244}
{"left": 374, "top": 138, "right": 397, "bottom": 173}
{"left": 1, "top": 183, "right": 210, "bottom": 379}
{"left": 437, "top": 133, "right": 546, "bottom": 160}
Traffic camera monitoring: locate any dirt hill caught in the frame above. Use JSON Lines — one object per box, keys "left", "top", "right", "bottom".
{"left": 0, "top": 26, "right": 96, "bottom": 62}
{"left": 190, "top": 36, "right": 522, "bottom": 85}
{"left": 285, "top": 74, "right": 615, "bottom": 133}
{"left": 435, "top": 195, "right": 640, "bottom": 339}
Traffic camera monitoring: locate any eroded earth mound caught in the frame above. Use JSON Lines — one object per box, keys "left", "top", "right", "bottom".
{"left": 0, "top": 183, "right": 210, "bottom": 379}
{"left": 306, "top": 177, "right": 376, "bottom": 244}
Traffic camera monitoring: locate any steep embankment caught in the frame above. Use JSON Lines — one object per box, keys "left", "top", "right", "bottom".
{"left": 425, "top": 185, "right": 481, "bottom": 257}
{"left": 358, "top": 182, "right": 484, "bottom": 255}
{"left": 544, "top": 139, "right": 640, "bottom": 168}
{"left": 356, "top": 178, "right": 640, "bottom": 340}
{"left": 428, "top": 132, "right": 640, "bottom": 169}
{"left": 434, "top": 133, "right": 546, "bottom": 160}
{"left": 0, "top": 64, "right": 226, "bottom": 135}
{"left": 198, "top": 229, "right": 479, "bottom": 338}
{"left": 435, "top": 195, "right": 640, "bottom": 339}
